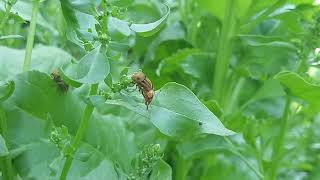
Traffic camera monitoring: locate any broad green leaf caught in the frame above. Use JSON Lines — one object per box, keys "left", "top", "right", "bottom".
{"left": 0, "top": 45, "right": 72, "bottom": 80}
{"left": 155, "top": 48, "right": 214, "bottom": 96}
{"left": 145, "top": 22, "right": 188, "bottom": 61}
{"left": 130, "top": 3, "right": 170, "bottom": 37}
{"left": 5, "top": 71, "right": 134, "bottom": 178}
{"left": 177, "top": 135, "right": 263, "bottom": 179}
{"left": 0, "top": 80, "right": 15, "bottom": 103}
{"left": 13, "top": 141, "right": 59, "bottom": 179}
{"left": 108, "top": 17, "right": 134, "bottom": 50}
{"left": 66, "top": 144, "right": 120, "bottom": 180}
{"left": 236, "top": 37, "right": 299, "bottom": 79}
{"left": 60, "top": 46, "right": 110, "bottom": 87}
{"left": 59, "top": 0, "right": 96, "bottom": 28}
{"left": 200, "top": 155, "right": 259, "bottom": 180}
{"left": 0, "top": 1, "right": 57, "bottom": 33}
{"left": 59, "top": 0, "right": 97, "bottom": 48}
{"left": 0, "top": 134, "right": 9, "bottom": 157}
{"left": 149, "top": 83, "right": 235, "bottom": 138}
{"left": 126, "top": 3, "right": 161, "bottom": 24}
{"left": 84, "top": 114, "right": 137, "bottom": 173}
{"left": 192, "top": 15, "right": 221, "bottom": 52}
{"left": 250, "top": 79, "right": 286, "bottom": 102}
{"left": 150, "top": 160, "right": 172, "bottom": 180}
{"left": 61, "top": 0, "right": 96, "bottom": 15}
{"left": 198, "top": 0, "right": 252, "bottom": 20}
{"left": 157, "top": 48, "right": 202, "bottom": 76}
{"left": 176, "top": 135, "right": 230, "bottom": 159}
{"left": 109, "top": 0, "right": 133, "bottom": 7}
{"left": 60, "top": 0, "right": 79, "bottom": 28}
{"left": 10, "top": 71, "right": 83, "bottom": 133}
{"left": 275, "top": 71, "right": 320, "bottom": 111}
{"left": 91, "top": 82, "right": 235, "bottom": 138}
{"left": 8, "top": 118, "right": 123, "bottom": 180}
{"left": 109, "top": 17, "right": 131, "bottom": 37}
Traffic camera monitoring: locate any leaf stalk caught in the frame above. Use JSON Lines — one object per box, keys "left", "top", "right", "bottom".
{"left": 269, "top": 96, "right": 291, "bottom": 179}
{"left": 59, "top": 83, "right": 99, "bottom": 180}
{"left": 213, "top": 0, "right": 237, "bottom": 104}
{"left": 0, "top": 107, "right": 14, "bottom": 180}
{"left": 23, "top": 0, "right": 40, "bottom": 72}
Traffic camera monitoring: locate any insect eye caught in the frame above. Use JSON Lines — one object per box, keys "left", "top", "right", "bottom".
{"left": 146, "top": 90, "right": 154, "bottom": 98}
{"left": 132, "top": 72, "right": 145, "bottom": 82}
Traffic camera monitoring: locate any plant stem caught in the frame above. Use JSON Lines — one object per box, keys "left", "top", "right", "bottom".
{"left": 23, "top": 0, "right": 40, "bottom": 72}
{"left": 59, "top": 84, "right": 99, "bottom": 180}
{"left": 240, "top": 0, "right": 286, "bottom": 33}
{"left": 0, "top": 107, "right": 14, "bottom": 180}
{"left": 225, "top": 76, "right": 245, "bottom": 114}
{"left": 269, "top": 96, "right": 291, "bottom": 180}
{"left": 175, "top": 155, "right": 190, "bottom": 180}
{"left": 255, "top": 140, "right": 265, "bottom": 176}
{"left": 213, "top": 0, "right": 237, "bottom": 104}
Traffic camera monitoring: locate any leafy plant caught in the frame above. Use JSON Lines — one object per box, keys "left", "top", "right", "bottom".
{"left": 1, "top": 0, "right": 320, "bottom": 180}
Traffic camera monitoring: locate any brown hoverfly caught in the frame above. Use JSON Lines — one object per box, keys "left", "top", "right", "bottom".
{"left": 131, "top": 71, "right": 154, "bottom": 109}
{"left": 51, "top": 69, "right": 69, "bottom": 93}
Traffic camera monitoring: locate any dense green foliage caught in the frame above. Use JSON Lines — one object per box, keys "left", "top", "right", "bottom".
{"left": 1, "top": 0, "right": 320, "bottom": 179}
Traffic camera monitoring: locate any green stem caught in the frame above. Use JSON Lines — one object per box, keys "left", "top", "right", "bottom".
{"left": 255, "top": 140, "right": 265, "bottom": 176}
{"left": 23, "top": 0, "right": 40, "bottom": 72}
{"left": 240, "top": 0, "right": 286, "bottom": 33}
{"left": 213, "top": 0, "right": 237, "bottom": 103}
{"left": 175, "top": 155, "right": 190, "bottom": 180}
{"left": 0, "top": 107, "right": 14, "bottom": 180}
{"left": 59, "top": 84, "right": 99, "bottom": 180}
{"left": 269, "top": 96, "right": 291, "bottom": 180}
{"left": 224, "top": 76, "right": 245, "bottom": 114}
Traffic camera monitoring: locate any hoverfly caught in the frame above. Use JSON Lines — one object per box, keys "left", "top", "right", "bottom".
{"left": 51, "top": 69, "right": 69, "bottom": 93}
{"left": 132, "top": 71, "right": 154, "bottom": 109}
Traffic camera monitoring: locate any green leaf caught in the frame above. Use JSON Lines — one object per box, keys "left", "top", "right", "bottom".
{"left": 66, "top": 144, "right": 120, "bottom": 180}
{"left": 59, "top": 0, "right": 96, "bottom": 27}
{"left": 0, "top": 0, "right": 57, "bottom": 33}
{"left": 59, "top": 0, "right": 97, "bottom": 48}
{"left": 150, "top": 160, "right": 172, "bottom": 180}
{"left": 250, "top": 79, "right": 286, "bottom": 102}
{"left": 109, "top": 17, "right": 131, "bottom": 37}
{"left": 13, "top": 142, "right": 59, "bottom": 179}
{"left": 60, "top": 46, "right": 110, "bottom": 87}
{"left": 109, "top": 0, "right": 133, "bottom": 7}
{"left": 275, "top": 71, "right": 320, "bottom": 111}
{"left": 62, "top": 0, "right": 96, "bottom": 15}
{"left": 198, "top": 0, "right": 252, "bottom": 21}
{"left": 0, "top": 80, "right": 15, "bottom": 103}
{"left": 157, "top": 48, "right": 202, "bottom": 76}
{"left": 4, "top": 71, "right": 134, "bottom": 178}
{"left": 236, "top": 37, "right": 299, "bottom": 79}
{"left": 151, "top": 83, "right": 235, "bottom": 137}
{"left": 144, "top": 22, "right": 188, "bottom": 61}
{"left": 91, "top": 82, "right": 235, "bottom": 138}
{"left": 0, "top": 45, "right": 72, "bottom": 80}
{"left": 104, "top": 74, "right": 113, "bottom": 89}
{"left": 176, "top": 135, "right": 230, "bottom": 159}
{"left": 0, "top": 134, "right": 9, "bottom": 157}
{"left": 9, "top": 71, "right": 83, "bottom": 133}
{"left": 130, "top": 3, "right": 170, "bottom": 37}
